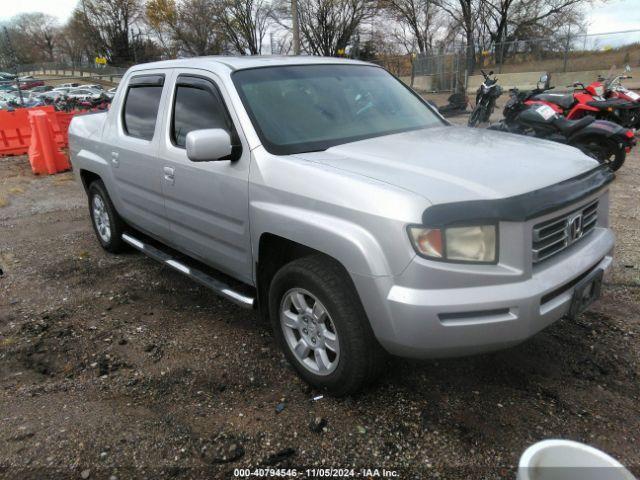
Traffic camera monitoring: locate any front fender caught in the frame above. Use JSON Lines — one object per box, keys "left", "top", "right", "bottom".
{"left": 250, "top": 202, "right": 394, "bottom": 278}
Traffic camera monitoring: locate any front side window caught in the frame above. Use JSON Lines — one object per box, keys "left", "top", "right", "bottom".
{"left": 123, "top": 75, "right": 164, "bottom": 140}
{"left": 232, "top": 64, "right": 444, "bottom": 155}
{"left": 171, "top": 77, "right": 232, "bottom": 148}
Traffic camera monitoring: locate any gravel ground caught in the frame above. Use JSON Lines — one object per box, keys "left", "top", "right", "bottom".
{"left": 1, "top": 127, "right": 639, "bottom": 479}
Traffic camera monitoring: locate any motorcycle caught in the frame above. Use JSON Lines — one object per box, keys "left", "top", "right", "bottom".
{"left": 490, "top": 85, "right": 636, "bottom": 171}
{"left": 600, "top": 65, "right": 640, "bottom": 128}
{"left": 529, "top": 72, "right": 640, "bottom": 129}
{"left": 435, "top": 92, "right": 469, "bottom": 117}
{"left": 468, "top": 70, "right": 502, "bottom": 126}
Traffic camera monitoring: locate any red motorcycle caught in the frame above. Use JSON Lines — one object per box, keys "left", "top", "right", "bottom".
{"left": 600, "top": 66, "right": 640, "bottom": 128}
{"left": 528, "top": 73, "right": 640, "bottom": 128}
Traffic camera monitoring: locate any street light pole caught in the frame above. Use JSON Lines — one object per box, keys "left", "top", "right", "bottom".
{"left": 291, "top": 0, "right": 300, "bottom": 55}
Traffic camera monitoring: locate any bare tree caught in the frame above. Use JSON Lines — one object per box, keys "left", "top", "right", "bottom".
{"left": 433, "top": 0, "right": 481, "bottom": 72}
{"left": 146, "top": 0, "right": 225, "bottom": 56}
{"left": 285, "top": 0, "right": 376, "bottom": 56}
{"left": 12, "top": 13, "right": 60, "bottom": 62}
{"left": 57, "top": 10, "right": 94, "bottom": 65}
{"left": 218, "top": 0, "right": 273, "bottom": 54}
{"left": 482, "top": 0, "right": 589, "bottom": 61}
{"left": 382, "top": 0, "right": 439, "bottom": 55}
{"left": 74, "top": 0, "right": 142, "bottom": 65}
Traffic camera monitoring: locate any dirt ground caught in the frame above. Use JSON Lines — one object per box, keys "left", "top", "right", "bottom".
{"left": 1, "top": 125, "right": 639, "bottom": 480}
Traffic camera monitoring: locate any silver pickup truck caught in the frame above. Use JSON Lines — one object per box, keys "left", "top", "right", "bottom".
{"left": 69, "top": 56, "right": 614, "bottom": 395}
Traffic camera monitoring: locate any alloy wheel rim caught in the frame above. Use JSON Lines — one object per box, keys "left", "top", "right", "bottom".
{"left": 92, "top": 194, "right": 111, "bottom": 243}
{"left": 280, "top": 288, "right": 340, "bottom": 376}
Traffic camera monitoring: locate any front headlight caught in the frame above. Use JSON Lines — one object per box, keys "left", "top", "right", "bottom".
{"left": 408, "top": 225, "right": 497, "bottom": 263}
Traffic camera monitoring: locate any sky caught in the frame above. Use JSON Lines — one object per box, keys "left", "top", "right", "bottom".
{"left": 0, "top": 0, "right": 639, "bottom": 36}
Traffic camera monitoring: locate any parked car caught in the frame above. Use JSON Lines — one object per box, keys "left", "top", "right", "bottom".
{"left": 0, "top": 92, "right": 19, "bottom": 109}
{"left": 18, "top": 76, "right": 45, "bottom": 90}
{"left": 78, "top": 84, "right": 104, "bottom": 91}
{"left": 29, "top": 85, "right": 54, "bottom": 93}
{"left": 69, "top": 57, "right": 615, "bottom": 395}
{"left": 66, "top": 88, "right": 104, "bottom": 101}
{"left": 0, "top": 71, "right": 17, "bottom": 80}
{"left": 39, "top": 90, "right": 66, "bottom": 101}
{"left": 0, "top": 84, "right": 18, "bottom": 93}
{"left": 58, "top": 82, "right": 80, "bottom": 88}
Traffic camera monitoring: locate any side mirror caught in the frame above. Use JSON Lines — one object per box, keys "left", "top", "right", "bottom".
{"left": 539, "top": 74, "right": 548, "bottom": 84}
{"left": 488, "top": 70, "right": 494, "bottom": 76}
{"left": 625, "top": 64, "right": 631, "bottom": 72}
{"left": 185, "top": 128, "right": 232, "bottom": 162}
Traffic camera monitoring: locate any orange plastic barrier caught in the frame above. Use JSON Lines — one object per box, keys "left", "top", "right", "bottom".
{"left": 0, "top": 107, "right": 82, "bottom": 156}
{"left": 0, "top": 106, "right": 53, "bottom": 156}
{"left": 54, "top": 111, "right": 77, "bottom": 146}
{"left": 27, "top": 110, "right": 71, "bottom": 175}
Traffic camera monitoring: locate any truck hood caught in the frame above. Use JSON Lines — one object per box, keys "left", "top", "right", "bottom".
{"left": 292, "top": 126, "right": 599, "bottom": 205}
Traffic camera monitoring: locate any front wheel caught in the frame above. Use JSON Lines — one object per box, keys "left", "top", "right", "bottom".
{"left": 468, "top": 103, "right": 486, "bottom": 127}
{"left": 575, "top": 137, "right": 626, "bottom": 171}
{"left": 269, "top": 255, "right": 385, "bottom": 396}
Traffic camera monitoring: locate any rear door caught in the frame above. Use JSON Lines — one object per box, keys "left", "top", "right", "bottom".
{"left": 105, "top": 71, "right": 171, "bottom": 239}
{"left": 158, "top": 70, "right": 252, "bottom": 283}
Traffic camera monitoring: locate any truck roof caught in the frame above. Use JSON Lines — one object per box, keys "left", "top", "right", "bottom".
{"left": 129, "top": 55, "right": 374, "bottom": 72}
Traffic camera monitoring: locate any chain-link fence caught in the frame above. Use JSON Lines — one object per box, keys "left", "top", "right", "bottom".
{"left": 377, "top": 29, "right": 640, "bottom": 93}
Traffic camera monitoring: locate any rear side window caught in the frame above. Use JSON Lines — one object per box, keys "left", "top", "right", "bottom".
{"left": 171, "top": 76, "right": 233, "bottom": 148}
{"left": 123, "top": 74, "right": 164, "bottom": 140}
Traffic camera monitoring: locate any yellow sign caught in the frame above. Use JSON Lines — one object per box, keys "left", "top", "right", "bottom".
{"left": 94, "top": 56, "right": 107, "bottom": 66}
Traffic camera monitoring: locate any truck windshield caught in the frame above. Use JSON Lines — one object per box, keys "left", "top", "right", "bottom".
{"left": 232, "top": 64, "right": 444, "bottom": 155}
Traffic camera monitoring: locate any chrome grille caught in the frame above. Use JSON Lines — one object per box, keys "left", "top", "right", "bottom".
{"left": 532, "top": 200, "right": 598, "bottom": 263}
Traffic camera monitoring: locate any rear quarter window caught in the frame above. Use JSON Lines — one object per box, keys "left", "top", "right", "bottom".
{"left": 122, "top": 74, "right": 165, "bottom": 140}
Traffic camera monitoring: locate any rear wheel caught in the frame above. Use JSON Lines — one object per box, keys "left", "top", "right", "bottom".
{"left": 269, "top": 255, "right": 385, "bottom": 396}
{"left": 576, "top": 137, "right": 625, "bottom": 171}
{"left": 88, "top": 180, "right": 127, "bottom": 253}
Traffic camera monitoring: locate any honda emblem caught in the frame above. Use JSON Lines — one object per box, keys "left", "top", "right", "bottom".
{"left": 567, "top": 213, "right": 583, "bottom": 243}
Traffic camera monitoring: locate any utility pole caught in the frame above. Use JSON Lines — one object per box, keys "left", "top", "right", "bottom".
{"left": 2, "top": 26, "right": 24, "bottom": 106}
{"left": 130, "top": 28, "right": 137, "bottom": 64}
{"left": 291, "top": 0, "right": 300, "bottom": 55}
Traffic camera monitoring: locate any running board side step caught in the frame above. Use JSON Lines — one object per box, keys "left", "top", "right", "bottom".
{"left": 121, "top": 233, "right": 255, "bottom": 309}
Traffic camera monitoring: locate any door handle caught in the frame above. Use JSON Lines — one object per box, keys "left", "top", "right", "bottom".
{"left": 163, "top": 166, "right": 175, "bottom": 184}
{"left": 111, "top": 151, "right": 119, "bottom": 167}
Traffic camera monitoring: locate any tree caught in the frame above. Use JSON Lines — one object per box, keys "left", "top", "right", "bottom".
{"left": 287, "top": 0, "right": 376, "bottom": 56}
{"left": 382, "top": 0, "right": 439, "bottom": 55}
{"left": 75, "top": 0, "right": 142, "bottom": 65}
{"left": 433, "top": 0, "right": 481, "bottom": 73}
{"left": 12, "top": 13, "right": 60, "bottom": 62}
{"left": 482, "top": 0, "right": 589, "bottom": 62}
{"left": 57, "top": 10, "right": 94, "bottom": 65}
{"left": 218, "top": 0, "right": 273, "bottom": 54}
{"left": 146, "top": 0, "right": 225, "bottom": 56}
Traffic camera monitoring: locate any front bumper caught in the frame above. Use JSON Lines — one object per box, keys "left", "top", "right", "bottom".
{"left": 354, "top": 227, "right": 614, "bottom": 359}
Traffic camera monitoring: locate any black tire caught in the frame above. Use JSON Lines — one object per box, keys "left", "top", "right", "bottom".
{"left": 576, "top": 137, "right": 626, "bottom": 172}
{"left": 268, "top": 255, "right": 385, "bottom": 396}
{"left": 88, "top": 180, "right": 127, "bottom": 253}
